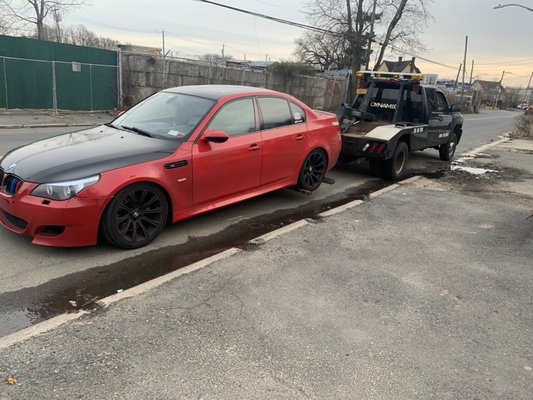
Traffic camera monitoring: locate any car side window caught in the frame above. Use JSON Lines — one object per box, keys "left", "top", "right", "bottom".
{"left": 434, "top": 92, "right": 448, "bottom": 113}
{"left": 208, "top": 98, "right": 256, "bottom": 136}
{"left": 258, "top": 97, "right": 293, "bottom": 130}
{"left": 289, "top": 102, "right": 306, "bottom": 124}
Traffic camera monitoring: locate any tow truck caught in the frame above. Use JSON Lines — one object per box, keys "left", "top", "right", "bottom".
{"left": 337, "top": 71, "right": 463, "bottom": 180}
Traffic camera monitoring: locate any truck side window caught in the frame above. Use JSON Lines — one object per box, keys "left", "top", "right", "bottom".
{"left": 434, "top": 92, "right": 448, "bottom": 113}
{"left": 400, "top": 85, "right": 424, "bottom": 124}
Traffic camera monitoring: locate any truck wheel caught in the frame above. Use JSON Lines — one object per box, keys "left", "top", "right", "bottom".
{"left": 383, "top": 142, "right": 408, "bottom": 180}
{"left": 439, "top": 132, "right": 457, "bottom": 161}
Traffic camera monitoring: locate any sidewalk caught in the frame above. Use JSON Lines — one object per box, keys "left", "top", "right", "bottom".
{"left": 0, "top": 110, "right": 115, "bottom": 129}
{"left": 0, "top": 140, "right": 532, "bottom": 399}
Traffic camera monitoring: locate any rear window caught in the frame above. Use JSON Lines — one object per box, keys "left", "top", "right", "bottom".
{"left": 364, "top": 84, "right": 401, "bottom": 122}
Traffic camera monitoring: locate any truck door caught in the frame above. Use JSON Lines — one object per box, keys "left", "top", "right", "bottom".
{"left": 427, "top": 89, "right": 453, "bottom": 146}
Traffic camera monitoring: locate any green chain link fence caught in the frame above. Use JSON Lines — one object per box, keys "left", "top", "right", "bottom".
{"left": 0, "top": 56, "right": 118, "bottom": 111}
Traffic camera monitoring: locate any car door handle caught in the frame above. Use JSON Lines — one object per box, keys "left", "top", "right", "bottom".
{"left": 295, "top": 134, "right": 304, "bottom": 141}
{"left": 249, "top": 144, "right": 260, "bottom": 151}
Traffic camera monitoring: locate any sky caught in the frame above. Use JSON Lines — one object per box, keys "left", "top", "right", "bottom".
{"left": 61, "top": 0, "right": 533, "bottom": 87}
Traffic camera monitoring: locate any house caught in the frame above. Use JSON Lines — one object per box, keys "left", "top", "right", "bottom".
{"left": 472, "top": 80, "right": 506, "bottom": 108}
{"left": 375, "top": 56, "right": 421, "bottom": 74}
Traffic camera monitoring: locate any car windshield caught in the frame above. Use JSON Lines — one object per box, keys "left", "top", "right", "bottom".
{"left": 111, "top": 92, "right": 216, "bottom": 140}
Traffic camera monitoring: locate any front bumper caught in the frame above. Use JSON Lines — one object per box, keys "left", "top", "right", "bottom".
{"left": 0, "top": 181, "right": 111, "bottom": 247}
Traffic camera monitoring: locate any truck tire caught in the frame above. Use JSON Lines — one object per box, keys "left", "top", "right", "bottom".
{"left": 383, "top": 141, "right": 408, "bottom": 180}
{"left": 439, "top": 132, "right": 458, "bottom": 161}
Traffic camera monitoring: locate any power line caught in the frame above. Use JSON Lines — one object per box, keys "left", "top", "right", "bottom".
{"left": 195, "top": 0, "right": 459, "bottom": 70}
{"left": 194, "top": 0, "right": 343, "bottom": 36}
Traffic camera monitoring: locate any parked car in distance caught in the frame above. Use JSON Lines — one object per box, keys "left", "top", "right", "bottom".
{"left": 0, "top": 85, "right": 341, "bottom": 249}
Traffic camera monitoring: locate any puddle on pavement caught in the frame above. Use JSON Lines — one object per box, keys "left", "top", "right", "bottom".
{"left": 1, "top": 179, "right": 409, "bottom": 338}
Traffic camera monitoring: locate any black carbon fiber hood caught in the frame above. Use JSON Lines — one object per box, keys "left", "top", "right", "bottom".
{"left": 0, "top": 125, "right": 179, "bottom": 183}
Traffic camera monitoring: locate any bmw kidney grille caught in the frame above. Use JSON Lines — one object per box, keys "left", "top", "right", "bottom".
{"left": 0, "top": 169, "right": 23, "bottom": 195}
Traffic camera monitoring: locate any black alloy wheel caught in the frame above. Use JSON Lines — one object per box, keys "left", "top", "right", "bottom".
{"left": 297, "top": 149, "right": 327, "bottom": 191}
{"left": 102, "top": 183, "right": 168, "bottom": 249}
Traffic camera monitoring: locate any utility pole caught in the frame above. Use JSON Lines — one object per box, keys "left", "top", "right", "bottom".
{"left": 161, "top": 30, "right": 166, "bottom": 90}
{"left": 469, "top": 60, "right": 475, "bottom": 86}
{"left": 454, "top": 64, "right": 462, "bottom": 91}
{"left": 525, "top": 71, "right": 533, "bottom": 104}
{"left": 53, "top": 9, "right": 62, "bottom": 43}
{"left": 221, "top": 43, "right": 225, "bottom": 59}
{"left": 494, "top": 70, "right": 506, "bottom": 109}
{"left": 460, "top": 35, "right": 468, "bottom": 105}
{"left": 365, "top": 0, "right": 378, "bottom": 70}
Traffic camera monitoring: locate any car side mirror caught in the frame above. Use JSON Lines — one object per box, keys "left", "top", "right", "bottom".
{"left": 203, "top": 130, "right": 229, "bottom": 143}
{"left": 450, "top": 104, "right": 461, "bottom": 112}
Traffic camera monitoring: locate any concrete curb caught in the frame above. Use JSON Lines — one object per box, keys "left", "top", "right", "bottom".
{"left": 0, "top": 248, "right": 242, "bottom": 350}
{"left": 318, "top": 200, "right": 363, "bottom": 218}
{"left": 247, "top": 220, "right": 309, "bottom": 245}
{"left": 369, "top": 184, "right": 400, "bottom": 198}
{"left": 0, "top": 177, "right": 421, "bottom": 349}
{"left": 0, "top": 311, "right": 89, "bottom": 351}
{"left": 97, "top": 247, "right": 242, "bottom": 308}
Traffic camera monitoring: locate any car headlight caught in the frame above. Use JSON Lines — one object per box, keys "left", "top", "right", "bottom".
{"left": 31, "top": 175, "right": 100, "bottom": 200}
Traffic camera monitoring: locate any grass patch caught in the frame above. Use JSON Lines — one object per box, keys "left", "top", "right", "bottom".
{"left": 512, "top": 113, "right": 533, "bottom": 139}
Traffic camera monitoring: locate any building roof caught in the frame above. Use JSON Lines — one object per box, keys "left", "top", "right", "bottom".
{"left": 473, "top": 80, "right": 505, "bottom": 91}
{"left": 381, "top": 60, "right": 421, "bottom": 74}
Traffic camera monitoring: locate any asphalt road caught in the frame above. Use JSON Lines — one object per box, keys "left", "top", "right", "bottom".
{"left": 0, "top": 109, "right": 520, "bottom": 337}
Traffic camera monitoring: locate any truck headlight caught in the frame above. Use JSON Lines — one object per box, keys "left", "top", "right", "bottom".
{"left": 31, "top": 175, "right": 100, "bottom": 200}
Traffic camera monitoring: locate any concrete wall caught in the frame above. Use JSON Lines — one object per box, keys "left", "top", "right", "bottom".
{"left": 121, "top": 52, "right": 347, "bottom": 111}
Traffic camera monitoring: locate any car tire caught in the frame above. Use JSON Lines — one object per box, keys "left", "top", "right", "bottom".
{"left": 101, "top": 183, "right": 169, "bottom": 249}
{"left": 439, "top": 132, "right": 458, "bottom": 161}
{"left": 382, "top": 141, "right": 408, "bottom": 180}
{"left": 297, "top": 148, "right": 327, "bottom": 191}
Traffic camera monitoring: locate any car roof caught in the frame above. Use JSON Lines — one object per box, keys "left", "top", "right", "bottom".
{"left": 163, "top": 85, "right": 277, "bottom": 100}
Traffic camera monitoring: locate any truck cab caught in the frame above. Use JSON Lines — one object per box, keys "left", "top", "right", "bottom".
{"left": 338, "top": 71, "right": 463, "bottom": 180}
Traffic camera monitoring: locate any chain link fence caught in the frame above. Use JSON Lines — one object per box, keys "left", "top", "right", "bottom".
{"left": 0, "top": 56, "right": 119, "bottom": 112}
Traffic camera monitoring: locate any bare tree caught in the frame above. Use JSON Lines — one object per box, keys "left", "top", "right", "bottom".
{"left": 372, "top": 0, "right": 431, "bottom": 69}
{"left": 62, "top": 24, "right": 119, "bottom": 48}
{"left": 0, "top": 0, "right": 90, "bottom": 39}
{"left": 297, "top": 0, "right": 432, "bottom": 73}
{"left": 294, "top": 31, "right": 350, "bottom": 70}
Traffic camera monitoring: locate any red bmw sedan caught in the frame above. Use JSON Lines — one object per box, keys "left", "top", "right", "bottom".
{"left": 0, "top": 86, "right": 341, "bottom": 249}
